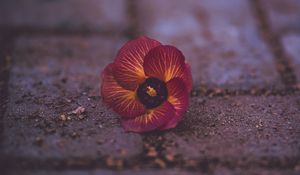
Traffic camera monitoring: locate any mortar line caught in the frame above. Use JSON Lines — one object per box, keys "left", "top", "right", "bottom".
{"left": 0, "top": 26, "right": 125, "bottom": 37}
{"left": 1, "top": 154, "right": 298, "bottom": 172}
{"left": 125, "top": 0, "right": 140, "bottom": 39}
{"left": 249, "top": 0, "right": 297, "bottom": 91}
{"left": 190, "top": 87, "right": 299, "bottom": 97}
{"left": 0, "top": 29, "right": 15, "bottom": 173}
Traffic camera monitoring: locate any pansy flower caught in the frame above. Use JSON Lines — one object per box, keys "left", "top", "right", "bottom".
{"left": 101, "top": 36, "right": 192, "bottom": 132}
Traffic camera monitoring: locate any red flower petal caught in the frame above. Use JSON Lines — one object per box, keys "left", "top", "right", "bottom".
{"left": 113, "top": 36, "right": 161, "bottom": 90}
{"left": 121, "top": 101, "right": 175, "bottom": 132}
{"left": 101, "top": 64, "right": 146, "bottom": 118}
{"left": 143, "top": 45, "right": 187, "bottom": 83}
{"left": 160, "top": 78, "right": 189, "bottom": 130}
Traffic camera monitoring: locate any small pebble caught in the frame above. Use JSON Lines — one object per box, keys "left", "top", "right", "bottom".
{"left": 71, "top": 132, "right": 79, "bottom": 138}
{"left": 70, "top": 106, "right": 85, "bottom": 115}
{"left": 185, "top": 159, "right": 197, "bottom": 169}
{"left": 165, "top": 153, "right": 174, "bottom": 162}
{"left": 115, "top": 159, "right": 124, "bottom": 169}
{"left": 147, "top": 147, "right": 158, "bottom": 157}
{"left": 196, "top": 98, "right": 205, "bottom": 104}
{"left": 154, "top": 158, "right": 166, "bottom": 168}
{"left": 106, "top": 157, "right": 114, "bottom": 167}
{"left": 60, "top": 114, "right": 66, "bottom": 121}
{"left": 78, "top": 115, "right": 85, "bottom": 120}
{"left": 120, "top": 149, "right": 127, "bottom": 156}
{"left": 96, "top": 139, "right": 104, "bottom": 144}
{"left": 34, "top": 137, "right": 43, "bottom": 146}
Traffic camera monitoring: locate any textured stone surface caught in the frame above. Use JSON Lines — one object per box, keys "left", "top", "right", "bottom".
{"left": 0, "top": 0, "right": 129, "bottom": 32}
{"left": 137, "top": 0, "right": 282, "bottom": 90}
{"left": 1, "top": 0, "right": 300, "bottom": 174}
{"left": 167, "top": 96, "right": 300, "bottom": 161}
{"left": 260, "top": 0, "right": 300, "bottom": 34}
{"left": 281, "top": 34, "right": 300, "bottom": 84}
{"left": 2, "top": 36, "right": 143, "bottom": 159}
{"left": 7, "top": 169, "right": 300, "bottom": 175}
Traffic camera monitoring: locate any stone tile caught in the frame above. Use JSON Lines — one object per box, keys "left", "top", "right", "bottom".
{"left": 1, "top": 36, "right": 143, "bottom": 159}
{"left": 7, "top": 170, "right": 200, "bottom": 175}
{"left": 260, "top": 0, "right": 300, "bottom": 34}
{"left": 164, "top": 96, "right": 300, "bottom": 164}
{"left": 0, "top": 0, "right": 129, "bottom": 32}
{"left": 2, "top": 35, "right": 299, "bottom": 173}
{"left": 281, "top": 34, "right": 300, "bottom": 84}
{"left": 7, "top": 169, "right": 299, "bottom": 175}
{"left": 137, "top": 0, "right": 282, "bottom": 90}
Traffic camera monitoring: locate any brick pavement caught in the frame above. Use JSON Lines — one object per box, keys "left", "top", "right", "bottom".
{"left": 0, "top": 0, "right": 299, "bottom": 175}
{"left": 0, "top": 0, "right": 129, "bottom": 33}
{"left": 282, "top": 34, "right": 300, "bottom": 83}
{"left": 137, "top": 0, "right": 283, "bottom": 90}
{"left": 260, "top": 0, "right": 300, "bottom": 85}
{"left": 260, "top": 0, "right": 300, "bottom": 35}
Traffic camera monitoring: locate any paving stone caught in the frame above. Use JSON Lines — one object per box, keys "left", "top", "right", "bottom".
{"left": 6, "top": 170, "right": 198, "bottom": 175}
{"left": 1, "top": 36, "right": 299, "bottom": 173}
{"left": 0, "top": 0, "right": 129, "bottom": 32}
{"left": 163, "top": 96, "right": 300, "bottom": 167}
{"left": 137, "top": 0, "right": 282, "bottom": 90}
{"left": 1, "top": 36, "right": 299, "bottom": 174}
{"left": 7, "top": 169, "right": 299, "bottom": 175}
{"left": 1, "top": 35, "right": 143, "bottom": 160}
{"left": 281, "top": 34, "right": 300, "bottom": 84}
{"left": 1, "top": 1, "right": 300, "bottom": 174}
{"left": 260, "top": 0, "right": 300, "bottom": 34}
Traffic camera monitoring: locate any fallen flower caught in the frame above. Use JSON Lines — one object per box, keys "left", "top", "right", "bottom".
{"left": 101, "top": 36, "right": 192, "bottom": 132}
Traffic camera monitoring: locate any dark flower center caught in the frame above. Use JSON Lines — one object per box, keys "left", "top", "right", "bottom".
{"left": 137, "top": 77, "right": 168, "bottom": 109}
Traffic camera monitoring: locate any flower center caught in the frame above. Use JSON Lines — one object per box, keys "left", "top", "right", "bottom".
{"left": 137, "top": 77, "right": 168, "bottom": 109}
{"left": 146, "top": 86, "right": 157, "bottom": 97}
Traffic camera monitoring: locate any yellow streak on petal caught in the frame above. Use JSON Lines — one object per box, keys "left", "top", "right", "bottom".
{"left": 168, "top": 96, "right": 181, "bottom": 111}
{"left": 164, "top": 65, "right": 180, "bottom": 82}
{"left": 121, "top": 56, "right": 145, "bottom": 78}
{"left": 134, "top": 110, "right": 156, "bottom": 125}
